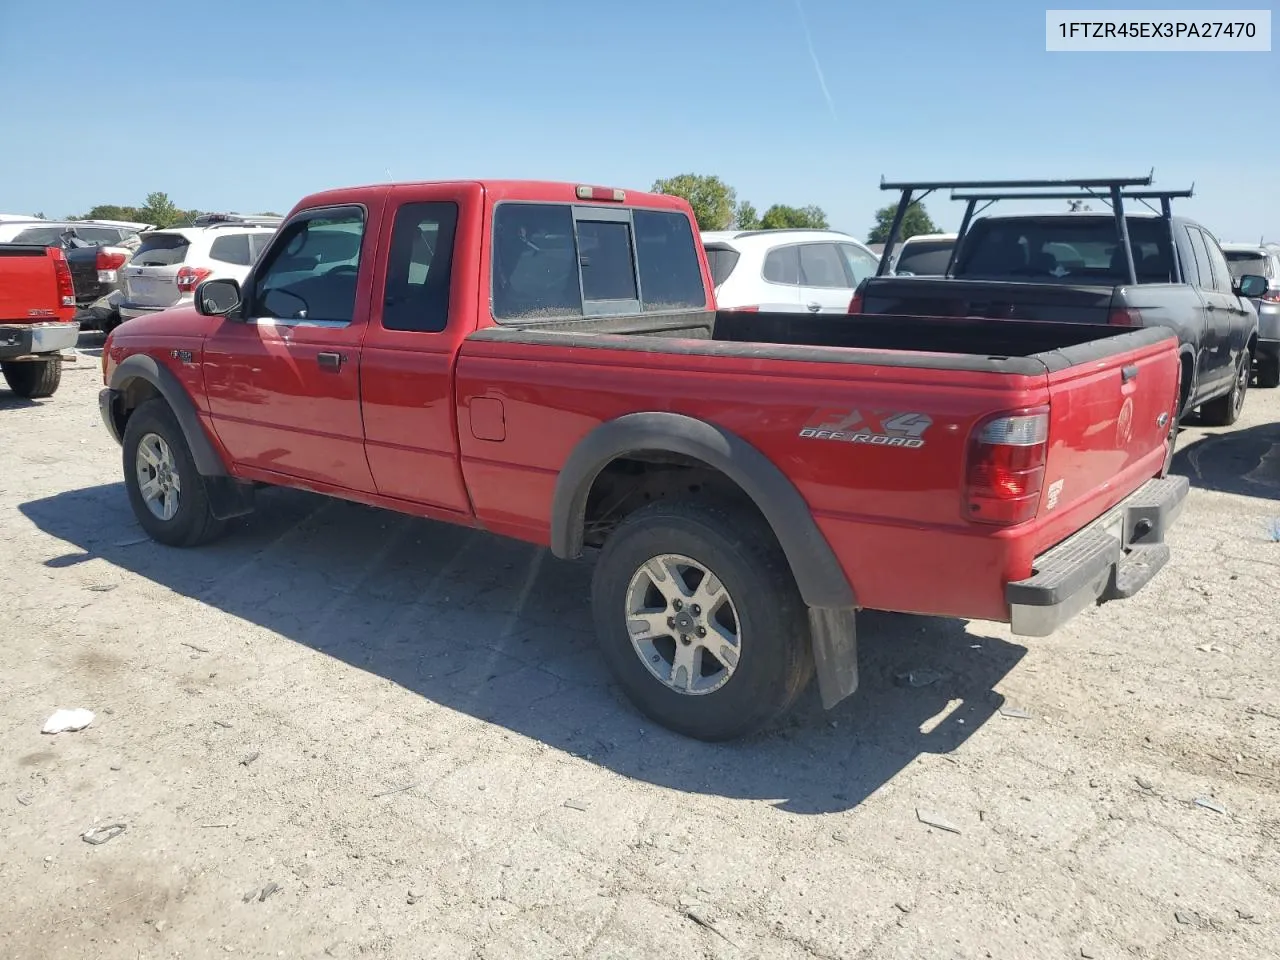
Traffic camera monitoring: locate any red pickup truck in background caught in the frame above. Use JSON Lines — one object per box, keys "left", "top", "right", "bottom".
{"left": 99, "top": 179, "right": 1188, "bottom": 740}
{"left": 0, "top": 244, "right": 80, "bottom": 398}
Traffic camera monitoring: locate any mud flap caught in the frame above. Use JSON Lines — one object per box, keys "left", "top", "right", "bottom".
{"left": 808, "top": 606, "right": 858, "bottom": 709}
{"left": 205, "top": 476, "right": 257, "bottom": 520}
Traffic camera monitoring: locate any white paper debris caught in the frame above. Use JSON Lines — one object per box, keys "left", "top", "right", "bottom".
{"left": 42, "top": 709, "right": 95, "bottom": 734}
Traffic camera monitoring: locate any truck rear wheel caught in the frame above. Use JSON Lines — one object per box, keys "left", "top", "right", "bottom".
{"left": 590, "top": 500, "right": 813, "bottom": 741}
{"left": 122, "top": 399, "right": 227, "bottom": 547}
{"left": 1200, "top": 350, "right": 1249, "bottom": 427}
{"left": 2, "top": 358, "right": 62, "bottom": 399}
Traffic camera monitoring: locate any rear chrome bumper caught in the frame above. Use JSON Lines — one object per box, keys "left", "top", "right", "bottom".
{"left": 0, "top": 321, "right": 80, "bottom": 359}
{"left": 1006, "top": 475, "right": 1189, "bottom": 637}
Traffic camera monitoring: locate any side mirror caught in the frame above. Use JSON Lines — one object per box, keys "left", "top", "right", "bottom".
{"left": 1235, "top": 273, "right": 1268, "bottom": 299}
{"left": 195, "top": 278, "right": 242, "bottom": 317}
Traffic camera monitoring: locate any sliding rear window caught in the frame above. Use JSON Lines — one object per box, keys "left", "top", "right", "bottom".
{"left": 131, "top": 232, "right": 191, "bottom": 266}
{"left": 491, "top": 203, "right": 705, "bottom": 322}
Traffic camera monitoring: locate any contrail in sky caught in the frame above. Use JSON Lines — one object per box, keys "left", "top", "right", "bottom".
{"left": 792, "top": 0, "right": 837, "bottom": 121}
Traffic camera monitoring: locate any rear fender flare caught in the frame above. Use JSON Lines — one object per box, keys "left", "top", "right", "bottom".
{"left": 550, "top": 411, "right": 857, "bottom": 610}
{"left": 108, "top": 354, "right": 228, "bottom": 477}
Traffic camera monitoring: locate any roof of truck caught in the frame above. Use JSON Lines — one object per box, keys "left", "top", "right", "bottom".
{"left": 294, "top": 179, "right": 693, "bottom": 213}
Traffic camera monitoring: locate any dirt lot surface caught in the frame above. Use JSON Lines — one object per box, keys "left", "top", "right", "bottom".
{"left": 2, "top": 337, "right": 1279, "bottom": 960}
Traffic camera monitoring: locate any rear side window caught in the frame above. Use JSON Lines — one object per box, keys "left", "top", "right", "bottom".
{"left": 1199, "top": 231, "right": 1235, "bottom": 294}
{"left": 633, "top": 210, "right": 704, "bottom": 310}
{"left": 798, "top": 243, "right": 848, "bottom": 288}
{"left": 209, "top": 233, "right": 252, "bottom": 266}
{"left": 491, "top": 203, "right": 706, "bottom": 322}
{"left": 382, "top": 201, "right": 458, "bottom": 333}
{"left": 839, "top": 242, "right": 880, "bottom": 285}
{"left": 762, "top": 245, "right": 800, "bottom": 284}
{"left": 132, "top": 233, "right": 190, "bottom": 266}
{"left": 704, "top": 245, "right": 740, "bottom": 287}
{"left": 1184, "top": 227, "right": 1210, "bottom": 288}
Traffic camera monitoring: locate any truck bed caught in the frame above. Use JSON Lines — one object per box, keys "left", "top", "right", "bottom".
{"left": 475, "top": 307, "right": 1172, "bottom": 375}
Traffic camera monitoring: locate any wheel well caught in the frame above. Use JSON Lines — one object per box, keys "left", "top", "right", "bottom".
{"left": 581, "top": 453, "right": 768, "bottom": 549}
{"left": 111, "top": 376, "right": 162, "bottom": 435}
{"left": 1179, "top": 353, "right": 1194, "bottom": 413}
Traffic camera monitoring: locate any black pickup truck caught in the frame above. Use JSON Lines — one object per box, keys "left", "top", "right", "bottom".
{"left": 860, "top": 175, "right": 1267, "bottom": 426}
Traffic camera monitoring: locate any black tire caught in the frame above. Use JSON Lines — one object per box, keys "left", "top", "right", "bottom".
{"left": 121, "top": 398, "right": 227, "bottom": 547}
{"left": 590, "top": 500, "right": 814, "bottom": 741}
{"left": 1199, "top": 350, "right": 1249, "bottom": 427}
{"left": 2, "top": 359, "right": 62, "bottom": 398}
{"left": 1257, "top": 354, "right": 1280, "bottom": 389}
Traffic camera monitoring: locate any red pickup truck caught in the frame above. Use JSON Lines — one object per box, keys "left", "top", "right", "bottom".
{"left": 99, "top": 179, "right": 1188, "bottom": 740}
{"left": 0, "top": 243, "right": 80, "bottom": 398}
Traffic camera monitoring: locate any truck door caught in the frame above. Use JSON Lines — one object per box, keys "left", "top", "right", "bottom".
{"left": 1184, "top": 225, "right": 1233, "bottom": 392}
{"left": 357, "top": 184, "right": 478, "bottom": 514}
{"left": 202, "top": 203, "right": 377, "bottom": 493}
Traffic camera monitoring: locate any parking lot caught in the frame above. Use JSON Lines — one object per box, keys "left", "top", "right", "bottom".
{"left": 2, "top": 334, "right": 1278, "bottom": 960}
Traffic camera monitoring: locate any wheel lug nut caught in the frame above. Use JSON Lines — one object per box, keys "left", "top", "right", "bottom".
{"left": 697, "top": 627, "right": 706, "bottom": 638}
{"left": 691, "top": 605, "right": 700, "bottom": 616}
{"left": 667, "top": 617, "right": 675, "bottom": 628}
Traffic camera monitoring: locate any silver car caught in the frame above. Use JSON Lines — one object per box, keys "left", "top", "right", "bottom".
{"left": 1222, "top": 242, "right": 1280, "bottom": 387}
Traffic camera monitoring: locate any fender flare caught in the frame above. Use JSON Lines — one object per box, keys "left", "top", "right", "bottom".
{"left": 549, "top": 411, "right": 857, "bottom": 610}
{"left": 108, "top": 354, "right": 228, "bottom": 477}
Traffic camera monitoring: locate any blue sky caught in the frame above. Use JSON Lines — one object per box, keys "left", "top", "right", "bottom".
{"left": 0, "top": 1, "right": 1275, "bottom": 241}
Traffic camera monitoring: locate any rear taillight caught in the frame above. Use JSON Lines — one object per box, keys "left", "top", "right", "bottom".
{"left": 1108, "top": 308, "right": 1143, "bottom": 327}
{"left": 96, "top": 249, "right": 128, "bottom": 283}
{"left": 53, "top": 252, "right": 76, "bottom": 309}
{"left": 1262, "top": 290, "right": 1280, "bottom": 303}
{"left": 848, "top": 291, "right": 864, "bottom": 314}
{"left": 176, "top": 266, "right": 212, "bottom": 293}
{"left": 963, "top": 408, "right": 1049, "bottom": 526}
{"left": 95, "top": 250, "right": 127, "bottom": 271}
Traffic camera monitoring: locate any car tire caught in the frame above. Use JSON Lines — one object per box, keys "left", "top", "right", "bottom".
{"left": 1257, "top": 354, "right": 1280, "bottom": 389}
{"left": 1, "top": 358, "right": 62, "bottom": 398}
{"left": 122, "top": 398, "right": 227, "bottom": 547}
{"left": 590, "top": 499, "right": 814, "bottom": 741}
{"left": 1199, "top": 350, "right": 1249, "bottom": 427}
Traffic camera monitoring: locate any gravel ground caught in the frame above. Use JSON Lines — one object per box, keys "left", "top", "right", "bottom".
{"left": 2, "top": 336, "right": 1278, "bottom": 960}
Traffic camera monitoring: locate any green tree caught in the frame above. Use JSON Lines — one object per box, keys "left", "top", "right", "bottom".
{"left": 734, "top": 201, "right": 761, "bottom": 230}
{"left": 651, "top": 173, "right": 737, "bottom": 231}
{"left": 138, "top": 191, "right": 183, "bottom": 228}
{"left": 866, "top": 201, "right": 940, "bottom": 244}
{"left": 84, "top": 203, "right": 145, "bottom": 222}
{"left": 759, "top": 203, "right": 829, "bottom": 230}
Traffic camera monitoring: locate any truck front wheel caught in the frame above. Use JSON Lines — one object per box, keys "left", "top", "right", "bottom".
{"left": 2, "top": 359, "right": 62, "bottom": 399}
{"left": 121, "top": 399, "right": 227, "bottom": 547}
{"left": 591, "top": 500, "right": 814, "bottom": 741}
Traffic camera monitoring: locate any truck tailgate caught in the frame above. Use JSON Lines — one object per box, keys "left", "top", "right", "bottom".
{"left": 0, "top": 244, "right": 61, "bottom": 322}
{"left": 862, "top": 277, "right": 1116, "bottom": 324}
{"left": 1038, "top": 331, "right": 1180, "bottom": 535}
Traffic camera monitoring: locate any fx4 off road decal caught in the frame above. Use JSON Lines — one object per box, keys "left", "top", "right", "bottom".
{"left": 799, "top": 409, "right": 933, "bottom": 449}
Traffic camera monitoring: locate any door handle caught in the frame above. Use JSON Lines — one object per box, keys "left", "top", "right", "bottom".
{"left": 806, "top": 302, "right": 822, "bottom": 313}
{"left": 1121, "top": 364, "right": 1138, "bottom": 383}
{"left": 317, "top": 351, "right": 345, "bottom": 371}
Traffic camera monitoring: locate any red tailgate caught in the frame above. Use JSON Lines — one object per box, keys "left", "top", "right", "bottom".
{"left": 0, "top": 245, "right": 75, "bottom": 323}
{"left": 1035, "top": 332, "right": 1180, "bottom": 539}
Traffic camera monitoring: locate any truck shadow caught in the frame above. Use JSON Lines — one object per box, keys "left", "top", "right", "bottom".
{"left": 21, "top": 484, "right": 1027, "bottom": 815}
{"left": 1171, "top": 421, "right": 1280, "bottom": 504}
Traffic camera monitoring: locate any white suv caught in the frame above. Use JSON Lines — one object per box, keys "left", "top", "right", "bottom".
{"left": 700, "top": 228, "right": 881, "bottom": 313}
{"left": 118, "top": 215, "right": 281, "bottom": 321}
